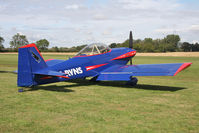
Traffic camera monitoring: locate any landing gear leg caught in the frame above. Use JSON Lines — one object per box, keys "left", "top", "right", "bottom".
{"left": 90, "top": 76, "right": 100, "bottom": 82}
{"left": 126, "top": 77, "right": 138, "bottom": 86}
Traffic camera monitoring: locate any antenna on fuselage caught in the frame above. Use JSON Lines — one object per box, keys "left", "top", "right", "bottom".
{"left": 129, "top": 31, "right": 133, "bottom": 65}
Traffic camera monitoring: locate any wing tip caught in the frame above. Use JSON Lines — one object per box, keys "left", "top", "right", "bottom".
{"left": 173, "top": 62, "right": 192, "bottom": 76}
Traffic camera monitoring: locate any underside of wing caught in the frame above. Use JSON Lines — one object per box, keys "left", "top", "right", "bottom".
{"left": 97, "top": 63, "right": 192, "bottom": 81}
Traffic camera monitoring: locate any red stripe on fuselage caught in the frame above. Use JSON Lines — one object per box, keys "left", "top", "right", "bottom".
{"left": 56, "top": 75, "right": 70, "bottom": 79}
{"left": 45, "top": 59, "right": 54, "bottom": 62}
{"left": 111, "top": 51, "right": 136, "bottom": 60}
{"left": 86, "top": 63, "right": 108, "bottom": 71}
{"left": 40, "top": 76, "right": 53, "bottom": 79}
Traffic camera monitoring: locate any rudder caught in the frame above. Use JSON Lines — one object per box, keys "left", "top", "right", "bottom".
{"left": 17, "top": 43, "right": 47, "bottom": 87}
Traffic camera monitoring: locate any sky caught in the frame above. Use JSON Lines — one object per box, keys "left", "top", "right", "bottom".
{"left": 0, "top": 0, "right": 199, "bottom": 48}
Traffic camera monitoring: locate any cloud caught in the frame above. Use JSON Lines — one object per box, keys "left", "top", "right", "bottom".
{"left": 155, "top": 28, "right": 174, "bottom": 33}
{"left": 65, "top": 4, "right": 80, "bottom": 10}
{"left": 117, "top": 0, "right": 180, "bottom": 11}
{"left": 93, "top": 14, "right": 107, "bottom": 20}
{"left": 102, "top": 29, "right": 112, "bottom": 36}
{"left": 192, "top": 40, "right": 199, "bottom": 44}
{"left": 155, "top": 24, "right": 199, "bottom": 34}
{"left": 189, "top": 25, "right": 199, "bottom": 32}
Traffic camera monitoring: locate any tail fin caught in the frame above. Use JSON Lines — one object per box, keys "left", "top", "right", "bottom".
{"left": 17, "top": 43, "right": 47, "bottom": 87}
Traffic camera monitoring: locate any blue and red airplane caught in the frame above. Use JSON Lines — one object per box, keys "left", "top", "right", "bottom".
{"left": 17, "top": 31, "right": 192, "bottom": 88}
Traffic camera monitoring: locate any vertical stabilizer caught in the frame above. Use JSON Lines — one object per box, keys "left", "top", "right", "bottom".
{"left": 17, "top": 43, "right": 47, "bottom": 87}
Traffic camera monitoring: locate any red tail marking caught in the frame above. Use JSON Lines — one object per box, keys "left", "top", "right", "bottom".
{"left": 19, "top": 43, "right": 44, "bottom": 60}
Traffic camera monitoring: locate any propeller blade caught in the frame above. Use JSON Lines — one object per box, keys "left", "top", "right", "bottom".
{"left": 129, "top": 31, "right": 133, "bottom": 49}
{"left": 129, "top": 31, "right": 133, "bottom": 65}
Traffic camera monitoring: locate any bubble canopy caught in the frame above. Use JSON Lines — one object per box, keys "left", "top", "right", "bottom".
{"left": 75, "top": 43, "right": 111, "bottom": 56}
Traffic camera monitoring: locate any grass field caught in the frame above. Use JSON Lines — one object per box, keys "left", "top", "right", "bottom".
{"left": 0, "top": 54, "right": 199, "bottom": 133}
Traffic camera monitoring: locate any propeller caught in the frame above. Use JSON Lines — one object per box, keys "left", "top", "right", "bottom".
{"left": 129, "top": 31, "right": 133, "bottom": 65}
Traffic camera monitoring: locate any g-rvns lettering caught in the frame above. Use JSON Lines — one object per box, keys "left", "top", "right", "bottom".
{"left": 64, "top": 67, "right": 83, "bottom": 76}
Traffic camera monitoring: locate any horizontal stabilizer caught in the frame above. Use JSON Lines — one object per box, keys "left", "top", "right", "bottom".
{"left": 33, "top": 70, "right": 69, "bottom": 79}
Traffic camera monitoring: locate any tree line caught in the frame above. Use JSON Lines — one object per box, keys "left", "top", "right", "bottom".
{"left": 109, "top": 34, "right": 199, "bottom": 52}
{"left": 0, "top": 33, "right": 199, "bottom": 52}
{"left": 0, "top": 33, "right": 50, "bottom": 52}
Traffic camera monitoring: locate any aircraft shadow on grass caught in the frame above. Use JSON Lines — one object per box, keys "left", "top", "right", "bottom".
{"left": 28, "top": 85, "right": 75, "bottom": 93}
{"left": 28, "top": 79, "right": 186, "bottom": 92}
{"left": 0, "top": 71, "right": 186, "bottom": 92}
{"left": 0, "top": 70, "right": 16, "bottom": 74}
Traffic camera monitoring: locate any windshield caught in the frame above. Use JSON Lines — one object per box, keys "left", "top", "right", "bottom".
{"left": 75, "top": 43, "right": 111, "bottom": 56}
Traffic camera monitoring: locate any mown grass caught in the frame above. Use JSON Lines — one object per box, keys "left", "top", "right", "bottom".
{"left": 0, "top": 54, "right": 199, "bottom": 133}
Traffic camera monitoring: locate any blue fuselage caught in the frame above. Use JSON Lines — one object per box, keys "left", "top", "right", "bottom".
{"left": 34, "top": 48, "right": 136, "bottom": 85}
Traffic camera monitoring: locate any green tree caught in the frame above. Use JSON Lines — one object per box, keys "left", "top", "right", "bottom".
{"left": 36, "top": 39, "right": 49, "bottom": 51}
{"left": 163, "top": 34, "right": 180, "bottom": 51}
{"left": 109, "top": 43, "right": 117, "bottom": 48}
{"left": 144, "top": 38, "right": 153, "bottom": 43}
{"left": 108, "top": 34, "right": 181, "bottom": 52}
{"left": 75, "top": 45, "right": 87, "bottom": 51}
{"left": 50, "top": 46, "right": 59, "bottom": 52}
{"left": 0, "top": 36, "right": 5, "bottom": 51}
{"left": 59, "top": 47, "right": 69, "bottom": 52}
{"left": 142, "top": 38, "right": 155, "bottom": 52}
{"left": 181, "top": 42, "right": 192, "bottom": 52}
{"left": 193, "top": 43, "right": 199, "bottom": 51}
{"left": 10, "top": 33, "right": 29, "bottom": 50}
{"left": 134, "top": 39, "right": 142, "bottom": 44}
{"left": 122, "top": 39, "right": 130, "bottom": 47}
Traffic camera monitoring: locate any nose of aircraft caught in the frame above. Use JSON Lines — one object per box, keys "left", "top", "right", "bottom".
{"left": 126, "top": 48, "right": 136, "bottom": 57}
{"left": 111, "top": 48, "right": 136, "bottom": 60}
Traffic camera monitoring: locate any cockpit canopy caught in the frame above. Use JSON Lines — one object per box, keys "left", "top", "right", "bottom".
{"left": 76, "top": 43, "right": 111, "bottom": 56}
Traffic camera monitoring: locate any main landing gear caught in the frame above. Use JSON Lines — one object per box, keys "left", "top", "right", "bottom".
{"left": 126, "top": 77, "right": 138, "bottom": 86}
{"left": 90, "top": 76, "right": 99, "bottom": 82}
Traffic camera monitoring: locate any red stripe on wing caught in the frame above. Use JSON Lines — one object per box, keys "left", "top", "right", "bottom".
{"left": 174, "top": 63, "right": 192, "bottom": 76}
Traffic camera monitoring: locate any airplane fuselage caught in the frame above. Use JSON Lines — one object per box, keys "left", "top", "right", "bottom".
{"left": 34, "top": 48, "right": 136, "bottom": 85}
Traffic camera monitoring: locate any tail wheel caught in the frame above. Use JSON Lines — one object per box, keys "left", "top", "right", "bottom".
{"left": 18, "top": 88, "right": 24, "bottom": 92}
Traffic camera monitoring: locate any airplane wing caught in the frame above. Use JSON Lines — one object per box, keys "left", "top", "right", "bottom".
{"left": 96, "top": 63, "right": 192, "bottom": 81}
